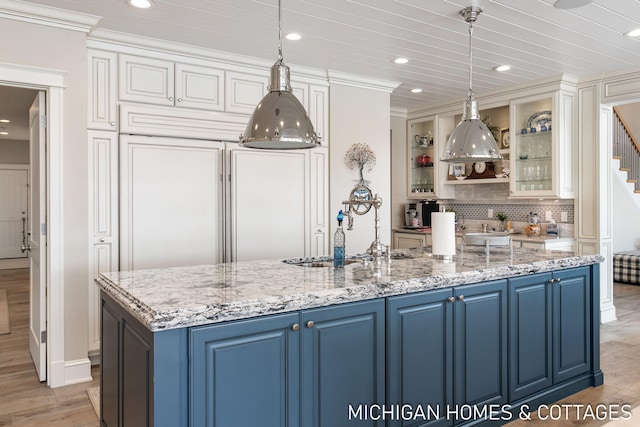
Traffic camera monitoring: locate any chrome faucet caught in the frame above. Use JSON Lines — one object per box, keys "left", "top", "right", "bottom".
{"left": 342, "top": 182, "right": 387, "bottom": 266}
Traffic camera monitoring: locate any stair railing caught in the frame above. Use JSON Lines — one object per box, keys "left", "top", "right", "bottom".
{"left": 613, "top": 106, "right": 640, "bottom": 192}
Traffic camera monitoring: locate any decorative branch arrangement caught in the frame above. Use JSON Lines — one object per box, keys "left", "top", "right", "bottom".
{"left": 345, "top": 142, "right": 376, "bottom": 183}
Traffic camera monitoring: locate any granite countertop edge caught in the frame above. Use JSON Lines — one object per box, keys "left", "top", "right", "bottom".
{"left": 96, "top": 252, "right": 603, "bottom": 332}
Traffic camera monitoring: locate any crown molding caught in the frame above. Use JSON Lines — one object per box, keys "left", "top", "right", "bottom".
{"left": 89, "top": 28, "right": 398, "bottom": 92}
{"left": 408, "top": 74, "right": 578, "bottom": 119}
{"left": 87, "top": 28, "right": 331, "bottom": 84}
{"left": 390, "top": 107, "right": 407, "bottom": 117}
{"left": 0, "top": 0, "right": 100, "bottom": 33}
{"left": 327, "top": 70, "right": 400, "bottom": 93}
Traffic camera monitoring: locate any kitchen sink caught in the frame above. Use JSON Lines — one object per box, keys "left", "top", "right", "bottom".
{"left": 289, "top": 259, "right": 359, "bottom": 268}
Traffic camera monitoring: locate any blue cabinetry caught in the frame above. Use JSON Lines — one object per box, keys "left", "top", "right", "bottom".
{"left": 100, "top": 292, "right": 188, "bottom": 427}
{"left": 301, "top": 301, "right": 386, "bottom": 427}
{"left": 101, "top": 265, "right": 601, "bottom": 427}
{"left": 189, "top": 312, "right": 300, "bottom": 427}
{"left": 189, "top": 299, "right": 385, "bottom": 427}
{"left": 508, "top": 266, "right": 596, "bottom": 402}
{"left": 387, "top": 280, "right": 507, "bottom": 427}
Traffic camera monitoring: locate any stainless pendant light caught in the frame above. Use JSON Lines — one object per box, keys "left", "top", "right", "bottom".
{"left": 441, "top": 6, "right": 501, "bottom": 163}
{"left": 239, "top": 0, "right": 320, "bottom": 149}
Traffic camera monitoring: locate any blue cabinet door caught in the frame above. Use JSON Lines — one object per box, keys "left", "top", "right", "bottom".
{"left": 553, "top": 266, "right": 591, "bottom": 383}
{"left": 387, "top": 288, "right": 454, "bottom": 427}
{"left": 301, "top": 299, "right": 386, "bottom": 427}
{"left": 508, "top": 272, "right": 553, "bottom": 401}
{"left": 190, "top": 312, "right": 300, "bottom": 427}
{"left": 453, "top": 280, "right": 508, "bottom": 413}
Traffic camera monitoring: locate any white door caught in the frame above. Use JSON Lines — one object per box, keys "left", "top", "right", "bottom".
{"left": 28, "top": 92, "right": 47, "bottom": 381}
{"left": 119, "top": 135, "right": 224, "bottom": 270}
{"left": 229, "top": 147, "right": 308, "bottom": 262}
{"left": 0, "top": 167, "right": 28, "bottom": 259}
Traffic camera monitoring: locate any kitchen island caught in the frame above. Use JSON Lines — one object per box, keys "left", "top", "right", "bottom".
{"left": 97, "top": 246, "right": 603, "bottom": 427}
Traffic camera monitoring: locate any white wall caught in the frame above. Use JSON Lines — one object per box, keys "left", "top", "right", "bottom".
{"left": 612, "top": 166, "right": 640, "bottom": 252}
{"left": 616, "top": 103, "right": 640, "bottom": 140}
{"left": 0, "top": 18, "right": 88, "bottom": 367}
{"left": 329, "top": 83, "right": 391, "bottom": 254}
{"left": 390, "top": 113, "right": 407, "bottom": 229}
{"left": 0, "top": 139, "right": 28, "bottom": 164}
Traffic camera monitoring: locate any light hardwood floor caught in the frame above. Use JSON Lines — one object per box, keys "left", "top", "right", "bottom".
{"left": 1, "top": 268, "right": 639, "bottom": 426}
{"left": 0, "top": 268, "right": 99, "bottom": 427}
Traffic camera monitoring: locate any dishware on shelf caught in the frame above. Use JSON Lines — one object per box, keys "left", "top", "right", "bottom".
{"left": 414, "top": 133, "right": 433, "bottom": 147}
{"left": 527, "top": 111, "right": 552, "bottom": 130}
{"left": 416, "top": 154, "right": 432, "bottom": 167}
{"left": 455, "top": 175, "right": 467, "bottom": 180}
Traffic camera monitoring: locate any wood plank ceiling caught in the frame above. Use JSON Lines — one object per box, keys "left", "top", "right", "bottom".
{"left": 14, "top": 0, "right": 640, "bottom": 111}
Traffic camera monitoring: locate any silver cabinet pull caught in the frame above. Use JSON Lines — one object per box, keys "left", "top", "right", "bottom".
{"left": 168, "top": 96, "right": 174, "bottom": 101}
{"left": 110, "top": 121, "right": 116, "bottom": 126}
{"left": 306, "top": 320, "right": 315, "bottom": 328}
{"left": 291, "top": 324, "right": 300, "bottom": 331}
{"left": 448, "top": 296, "right": 455, "bottom": 303}
{"left": 177, "top": 98, "right": 183, "bottom": 102}
{"left": 458, "top": 295, "right": 465, "bottom": 301}
{"left": 99, "top": 238, "right": 105, "bottom": 243}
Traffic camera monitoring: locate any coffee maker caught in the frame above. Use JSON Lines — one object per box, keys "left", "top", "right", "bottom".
{"left": 405, "top": 201, "right": 440, "bottom": 228}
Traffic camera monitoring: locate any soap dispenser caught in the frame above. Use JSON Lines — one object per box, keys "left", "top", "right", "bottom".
{"left": 334, "top": 210, "right": 345, "bottom": 268}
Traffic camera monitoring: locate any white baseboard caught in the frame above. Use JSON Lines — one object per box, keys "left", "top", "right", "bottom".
{"left": 50, "top": 358, "right": 93, "bottom": 387}
{"left": 601, "top": 305, "right": 617, "bottom": 324}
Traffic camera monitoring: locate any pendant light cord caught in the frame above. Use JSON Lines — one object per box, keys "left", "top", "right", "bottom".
{"left": 278, "top": 0, "right": 283, "bottom": 62}
{"left": 467, "top": 18, "right": 474, "bottom": 98}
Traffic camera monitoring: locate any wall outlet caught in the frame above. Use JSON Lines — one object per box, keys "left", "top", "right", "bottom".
{"left": 488, "top": 208, "right": 494, "bottom": 219}
{"left": 546, "top": 211, "right": 553, "bottom": 222}
{"left": 561, "top": 211, "right": 568, "bottom": 222}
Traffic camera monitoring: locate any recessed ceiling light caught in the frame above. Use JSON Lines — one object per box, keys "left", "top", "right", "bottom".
{"left": 410, "top": 88, "right": 423, "bottom": 93}
{"left": 285, "top": 33, "right": 302, "bottom": 41}
{"left": 0, "top": 119, "right": 9, "bottom": 123}
{"left": 128, "top": 0, "right": 154, "bottom": 9}
{"left": 394, "top": 57, "right": 409, "bottom": 64}
{"left": 0, "top": 132, "right": 8, "bottom": 135}
{"left": 553, "top": 0, "right": 592, "bottom": 9}
{"left": 493, "top": 65, "right": 511, "bottom": 72}
{"left": 625, "top": 28, "right": 640, "bottom": 37}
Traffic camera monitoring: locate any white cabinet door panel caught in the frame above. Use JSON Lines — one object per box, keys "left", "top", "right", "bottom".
{"left": 119, "top": 54, "right": 175, "bottom": 105}
{"left": 175, "top": 63, "right": 224, "bottom": 111}
{"left": 88, "top": 49, "right": 118, "bottom": 130}
{"left": 120, "top": 136, "right": 224, "bottom": 270}
{"left": 291, "top": 82, "right": 309, "bottom": 110}
{"left": 88, "top": 131, "right": 119, "bottom": 352}
{"left": 310, "top": 85, "right": 329, "bottom": 144}
{"left": 310, "top": 147, "right": 328, "bottom": 256}
{"left": 225, "top": 71, "right": 268, "bottom": 114}
{"left": 230, "top": 147, "right": 308, "bottom": 261}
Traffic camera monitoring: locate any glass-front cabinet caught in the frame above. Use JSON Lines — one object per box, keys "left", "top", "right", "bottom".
{"left": 509, "top": 90, "right": 574, "bottom": 199}
{"left": 407, "top": 117, "right": 436, "bottom": 198}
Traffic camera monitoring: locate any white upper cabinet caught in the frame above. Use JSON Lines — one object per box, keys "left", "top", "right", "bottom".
{"left": 406, "top": 115, "right": 454, "bottom": 199}
{"left": 509, "top": 90, "right": 574, "bottom": 199}
{"left": 309, "top": 85, "right": 329, "bottom": 145}
{"left": 224, "top": 71, "right": 269, "bottom": 114}
{"left": 88, "top": 49, "right": 118, "bottom": 131}
{"left": 175, "top": 63, "right": 224, "bottom": 110}
{"left": 119, "top": 54, "right": 175, "bottom": 106}
{"left": 119, "top": 54, "right": 224, "bottom": 111}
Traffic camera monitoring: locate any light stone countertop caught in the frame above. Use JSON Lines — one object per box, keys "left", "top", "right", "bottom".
{"left": 96, "top": 247, "right": 603, "bottom": 332}
{"left": 393, "top": 227, "right": 574, "bottom": 243}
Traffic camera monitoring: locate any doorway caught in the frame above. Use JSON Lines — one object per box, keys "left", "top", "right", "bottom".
{"left": 0, "top": 85, "right": 45, "bottom": 381}
{"left": 0, "top": 61, "right": 65, "bottom": 387}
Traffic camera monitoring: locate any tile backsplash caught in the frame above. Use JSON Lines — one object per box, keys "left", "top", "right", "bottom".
{"left": 442, "top": 202, "right": 574, "bottom": 224}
